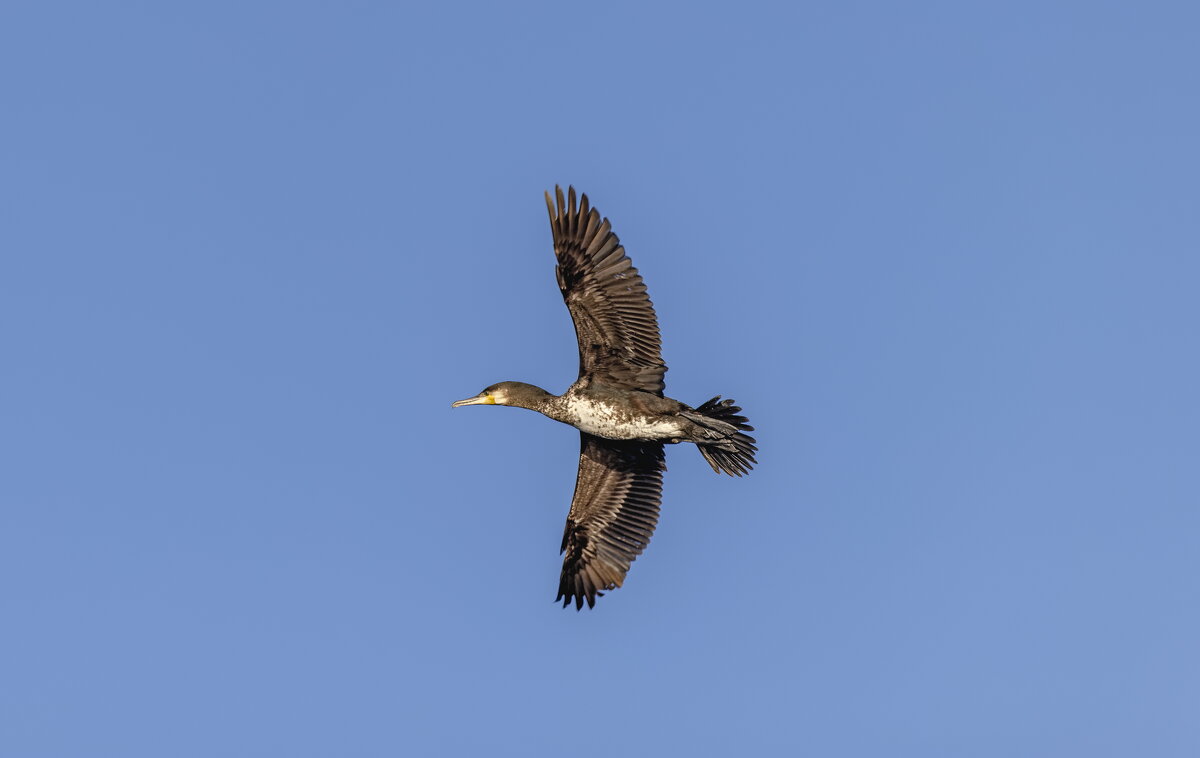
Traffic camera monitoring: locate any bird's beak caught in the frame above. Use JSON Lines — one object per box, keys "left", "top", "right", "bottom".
{"left": 451, "top": 393, "right": 495, "bottom": 408}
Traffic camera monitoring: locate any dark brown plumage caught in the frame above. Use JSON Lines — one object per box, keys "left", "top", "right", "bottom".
{"left": 558, "top": 435, "right": 666, "bottom": 608}
{"left": 547, "top": 185, "right": 667, "bottom": 396}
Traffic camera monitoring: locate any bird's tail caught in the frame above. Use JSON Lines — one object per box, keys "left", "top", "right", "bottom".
{"left": 681, "top": 397, "right": 757, "bottom": 477}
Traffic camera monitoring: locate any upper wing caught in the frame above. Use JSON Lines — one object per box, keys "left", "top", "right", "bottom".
{"left": 546, "top": 186, "right": 666, "bottom": 395}
{"left": 557, "top": 433, "right": 666, "bottom": 610}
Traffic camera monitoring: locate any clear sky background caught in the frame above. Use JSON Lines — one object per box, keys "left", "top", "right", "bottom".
{"left": 2, "top": 2, "right": 1197, "bottom": 756}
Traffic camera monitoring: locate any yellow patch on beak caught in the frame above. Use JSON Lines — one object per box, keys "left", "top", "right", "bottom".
{"left": 451, "top": 392, "right": 498, "bottom": 408}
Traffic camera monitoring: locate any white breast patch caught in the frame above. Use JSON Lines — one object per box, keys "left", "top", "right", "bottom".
{"left": 569, "top": 399, "right": 683, "bottom": 440}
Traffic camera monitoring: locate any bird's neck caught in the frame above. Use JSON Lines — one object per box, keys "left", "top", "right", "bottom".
{"left": 505, "top": 386, "right": 561, "bottom": 414}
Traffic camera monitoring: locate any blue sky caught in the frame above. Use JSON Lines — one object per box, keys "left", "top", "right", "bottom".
{"left": 2, "top": 2, "right": 1197, "bottom": 756}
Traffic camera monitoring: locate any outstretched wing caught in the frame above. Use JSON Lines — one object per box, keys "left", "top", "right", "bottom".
{"left": 558, "top": 433, "right": 666, "bottom": 610}
{"left": 546, "top": 186, "right": 666, "bottom": 395}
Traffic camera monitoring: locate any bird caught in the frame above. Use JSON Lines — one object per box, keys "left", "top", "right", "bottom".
{"left": 452, "top": 186, "right": 756, "bottom": 609}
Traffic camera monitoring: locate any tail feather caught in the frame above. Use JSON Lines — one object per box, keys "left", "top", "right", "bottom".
{"left": 682, "top": 396, "right": 757, "bottom": 477}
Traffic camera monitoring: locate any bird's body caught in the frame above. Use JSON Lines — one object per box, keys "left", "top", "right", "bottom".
{"left": 452, "top": 187, "right": 756, "bottom": 609}
{"left": 543, "top": 385, "right": 689, "bottom": 441}
{"left": 559, "top": 391, "right": 686, "bottom": 440}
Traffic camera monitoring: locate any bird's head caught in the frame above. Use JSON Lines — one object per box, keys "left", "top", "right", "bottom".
{"left": 451, "top": 381, "right": 552, "bottom": 409}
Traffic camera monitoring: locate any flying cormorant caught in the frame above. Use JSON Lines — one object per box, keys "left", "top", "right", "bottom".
{"left": 453, "top": 186, "right": 756, "bottom": 609}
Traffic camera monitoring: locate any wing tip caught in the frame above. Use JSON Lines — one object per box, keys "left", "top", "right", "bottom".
{"left": 547, "top": 184, "right": 590, "bottom": 221}
{"left": 556, "top": 584, "right": 601, "bottom": 611}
